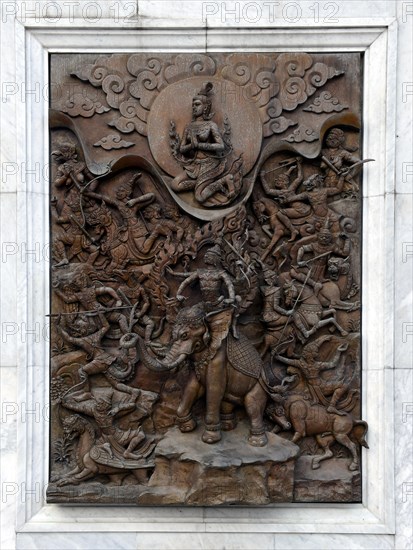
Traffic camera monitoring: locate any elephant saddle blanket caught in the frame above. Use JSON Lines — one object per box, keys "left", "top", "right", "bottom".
{"left": 227, "top": 333, "right": 263, "bottom": 379}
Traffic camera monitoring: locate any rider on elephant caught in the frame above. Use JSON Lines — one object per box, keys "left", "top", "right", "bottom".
{"left": 169, "top": 243, "right": 237, "bottom": 355}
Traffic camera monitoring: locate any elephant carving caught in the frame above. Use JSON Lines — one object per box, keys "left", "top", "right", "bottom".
{"left": 135, "top": 304, "right": 270, "bottom": 446}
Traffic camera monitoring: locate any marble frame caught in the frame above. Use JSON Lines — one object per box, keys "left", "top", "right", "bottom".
{"left": 11, "top": 17, "right": 399, "bottom": 546}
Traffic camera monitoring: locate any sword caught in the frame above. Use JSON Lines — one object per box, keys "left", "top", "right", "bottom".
{"left": 322, "top": 156, "right": 374, "bottom": 176}
{"left": 341, "top": 158, "right": 375, "bottom": 175}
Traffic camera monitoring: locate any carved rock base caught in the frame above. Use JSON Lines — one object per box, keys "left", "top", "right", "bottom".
{"left": 293, "top": 456, "right": 361, "bottom": 502}
{"left": 141, "top": 421, "right": 300, "bottom": 505}
{"left": 46, "top": 421, "right": 300, "bottom": 505}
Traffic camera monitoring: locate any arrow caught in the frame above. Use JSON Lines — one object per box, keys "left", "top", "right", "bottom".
{"left": 261, "top": 158, "right": 297, "bottom": 176}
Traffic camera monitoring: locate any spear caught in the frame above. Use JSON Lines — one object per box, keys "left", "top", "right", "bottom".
{"left": 223, "top": 238, "right": 256, "bottom": 274}
{"left": 47, "top": 305, "right": 133, "bottom": 317}
{"left": 291, "top": 249, "right": 333, "bottom": 269}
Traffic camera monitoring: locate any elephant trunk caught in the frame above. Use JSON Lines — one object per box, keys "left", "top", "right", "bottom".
{"left": 136, "top": 336, "right": 186, "bottom": 372}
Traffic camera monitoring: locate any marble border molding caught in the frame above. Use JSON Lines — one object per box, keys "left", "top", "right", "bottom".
{"left": 6, "top": 12, "right": 403, "bottom": 549}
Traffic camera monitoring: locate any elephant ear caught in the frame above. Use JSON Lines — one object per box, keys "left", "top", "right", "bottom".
{"left": 205, "top": 308, "right": 233, "bottom": 353}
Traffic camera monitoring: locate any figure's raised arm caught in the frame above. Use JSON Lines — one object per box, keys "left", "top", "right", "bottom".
{"left": 221, "top": 272, "right": 236, "bottom": 304}
{"left": 85, "top": 190, "right": 116, "bottom": 207}
{"left": 260, "top": 171, "right": 280, "bottom": 197}
{"left": 96, "top": 286, "right": 122, "bottom": 308}
{"left": 318, "top": 343, "right": 348, "bottom": 372}
{"left": 126, "top": 193, "right": 155, "bottom": 210}
{"left": 274, "top": 354, "right": 301, "bottom": 368}
{"left": 109, "top": 396, "right": 139, "bottom": 417}
{"left": 166, "top": 266, "right": 192, "bottom": 279}
{"left": 176, "top": 272, "right": 199, "bottom": 301}
{"left": 290, "top": 158, "right": 304, "bottom": 191}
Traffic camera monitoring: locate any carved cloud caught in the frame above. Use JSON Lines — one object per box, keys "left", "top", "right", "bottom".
{"left": 283, "top": 125, "right": 318, "bottom": 143}
{"left": 93, "top": 134, "right": 135, "bottom": 150}
{"left": 275, "top": 54, "right": 344, "bottom": 112}
{"left": 304, "top": 91, "right": 348, "bottom": 113}
{"left": 59, "top": 94, "right": 110, "bottom": 118}
{"left": 68, "top": 53, "right": 346, "bottom": 139}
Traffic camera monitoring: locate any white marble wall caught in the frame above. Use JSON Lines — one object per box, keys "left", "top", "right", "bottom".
{"left": 394, "top": 2, "right": 413, "bottom": 548}
{"left": 1, "top": 1, "right": 412, "bottom": 549}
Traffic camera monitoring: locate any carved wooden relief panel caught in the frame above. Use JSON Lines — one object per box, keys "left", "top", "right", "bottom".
{"left": 47, "top": 53, "right": 369, "bottom": 505}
